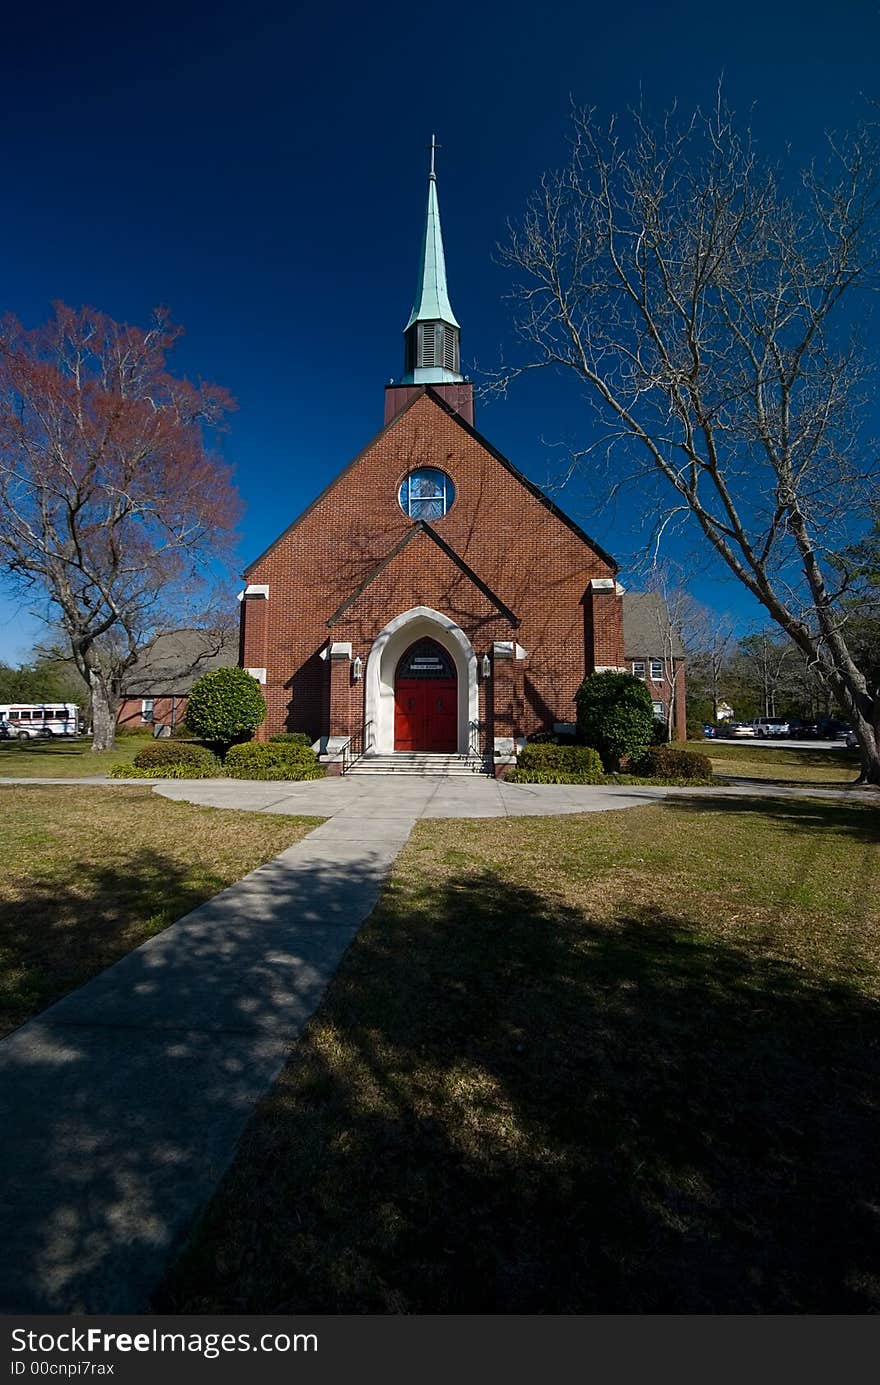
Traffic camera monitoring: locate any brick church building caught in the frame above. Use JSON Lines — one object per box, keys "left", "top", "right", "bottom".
{"left": 239, "top": 152, "right": 682, "bottom": 769}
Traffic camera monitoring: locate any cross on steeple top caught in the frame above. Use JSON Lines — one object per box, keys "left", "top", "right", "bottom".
{"left": 429, "top": 133, "right": 440, "bottom": 180}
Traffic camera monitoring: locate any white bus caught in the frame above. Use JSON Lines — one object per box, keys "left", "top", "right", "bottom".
{"left": 0, "top": 703, "right": 81, "bottom": 739}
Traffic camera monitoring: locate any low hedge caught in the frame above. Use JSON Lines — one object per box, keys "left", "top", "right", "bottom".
{"left": 268, "top": 732, "right": 314, "bottom": 747}
{"left": 632, "top": 745, "right": 714, "bottom": 780}
{"left": 506, "top": 768, "right": 604, "bottom": 784}
{"left": 133, "top": 741, "right": 221, "bottom": 771}
{"left": 517, "top": 744, "right": 603, "bottom": 781}
{"left": 223, "top": 741, "right": 325, "bottom": 781}
{"left": 109, "top": 761, "right": 220, "bottom": 780}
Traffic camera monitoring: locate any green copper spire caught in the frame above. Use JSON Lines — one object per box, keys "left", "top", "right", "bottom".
{"left": 401, "top": 136, "right": 463, "bottom": 385}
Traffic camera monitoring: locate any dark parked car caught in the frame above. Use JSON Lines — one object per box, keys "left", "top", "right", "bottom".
{"left": 788, "top": 720, "right": 820, "bottom": 739}
{"left": 701, "top": 724, "right": 720, "bottom": 738}
{"left": 0, "top": 721, "right": 12, "bottom": 740}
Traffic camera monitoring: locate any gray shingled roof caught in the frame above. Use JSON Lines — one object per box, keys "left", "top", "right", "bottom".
{"left": 622, "top": 592, "right": 686, "bottom": 659}
{"left": 121, "top": 629, "right": 238, "bottom": 696}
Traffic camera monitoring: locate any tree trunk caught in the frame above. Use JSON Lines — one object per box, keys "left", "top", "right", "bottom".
{"left": 853, "top": 715, "right": 880, "bottom": 787}
{"left": 89, "top": 672, "right": 117, "bottom": 752}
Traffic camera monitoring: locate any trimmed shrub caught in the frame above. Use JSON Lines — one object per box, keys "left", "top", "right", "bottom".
{"left": 109, "top": 760, "right": 219, "bottom": 780}
{"left": 633, "top": 745, "right": 714, "bottom": 780}
{"left": 575, "top": 671, "right": 655, "bottom": 770}
{"left": 133, "top": 741, "right": 221, "bottom": 771}
{"left": 517, "top": 744, "right": 603, "bottom": 781}
{"left": 268, "top": 732, "right": 314, "bottom": 748}
{"left": 506, "top": 768, "right": 603, "bottom": 785}
{"left": 686, "top": 721, "right": 706, "bottom": 741}
{"left": 224, "top": 741, "right": 325, "bottom": 781}
{"left": 184, "top": 667, "right": 266, "bottom": 746}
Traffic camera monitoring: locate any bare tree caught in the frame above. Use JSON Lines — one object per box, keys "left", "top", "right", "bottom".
{"left": 498, "top": 95, "right": 880, "bottom": 782}
{"left": 0, "top": 305, "right": 239, "bottom": 749}
{"left": 642, "top": 568, "right": 714, "bottom": 739}
{"left": 689, "top": 620, "right": 738, "bottom": 722}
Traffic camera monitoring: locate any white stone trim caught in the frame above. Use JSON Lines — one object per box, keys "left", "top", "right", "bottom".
{"left": 329, "top": 642, "right": 353, "bottom": 659}
{"left": 594, "top": 665, "right": 627, "bottom": 673}
{"left": 246, "top": 667, "right": 267, "bottom": 685}
{"left": 242, "top": 583, "right": 269, "bottom": 599}
{"left": 515, "top": 643, "right": 528, "bottom": 660}
{"left": 364, "top": 606, "right": 478, "bottom": 755}
{"left": 590, "top": 577, "right": 616, "bottom": 591}
{"left": 492, "top": 640, "right": 515, "bottom": 658}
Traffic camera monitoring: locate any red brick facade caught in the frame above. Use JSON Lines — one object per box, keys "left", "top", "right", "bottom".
{"left": 240, "top": 386, "right": 627, "bottom": 759}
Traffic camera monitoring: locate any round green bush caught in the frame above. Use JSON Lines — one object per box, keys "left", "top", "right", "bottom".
{"left": 268, "top": 732, "right": 314, "bottom": 747}
{"left": 184, "top": 667, "right": 266, "bottom": 746}
{"left": 575, "top": 671, "right": 655, "bottom": 771}
{"left": 633, "top": 745, "right": 714, "bottom": 780}
{"left": 133, "top": 741, "right": 220, "bottom": 771}
{"left": 224, "top": 741, "right": 324, "bottom": 781}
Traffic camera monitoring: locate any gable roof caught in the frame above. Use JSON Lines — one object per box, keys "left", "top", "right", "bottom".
{"left": 326, "top": 521, "right": 520, "bottom": 629}
{"left": 244, "top": 386, "right": 618, "bottom": 576}
{"left": 622, "top": 592, "right": 686, "bottom": 659}
{"left": 121, "top": 628, "right": 238, "bottom": 696}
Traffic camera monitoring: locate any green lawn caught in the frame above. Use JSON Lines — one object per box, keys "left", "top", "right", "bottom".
{"left": 697, "top": 738, "right": 861, "bottom": 786}
{"left": 0, "top": 785, "right": 321, "bottom": 1036}
{"left": 159, "top": 795, "right": 880, "bottom": 1314}
{"left": 0, "top": 733, "right": 152, "bottom": 778}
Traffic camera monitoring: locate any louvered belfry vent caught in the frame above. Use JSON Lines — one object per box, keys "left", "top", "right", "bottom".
{"left": 405, "top": 319, "right": 460, "bottom": 379}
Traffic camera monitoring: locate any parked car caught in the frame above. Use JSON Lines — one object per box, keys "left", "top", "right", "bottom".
{"left": 729, "top": 722, "right": 757, "bottom": 738}
{"left": 751, "top": 717, "right": 790, "bottom": 737}
{"left": 787, "top": 720, "right": 817, "bottom": 739}
{"left": 843, "top": 729, "right": 858, "bottom": 750}
{"left": 701, "top": 724, "right": 720, "bottom": 738}
{"left": 0, "top": 720, "right": 12, "bottom": 740}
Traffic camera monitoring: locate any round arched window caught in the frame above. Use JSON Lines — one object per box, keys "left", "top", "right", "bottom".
{"left": 398, "top": 468, "right": 455, "bottom": 521}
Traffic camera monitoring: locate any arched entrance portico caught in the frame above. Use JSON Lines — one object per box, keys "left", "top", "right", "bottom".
{"left": 364, "top": 606, "right": 479, "bottom": 755}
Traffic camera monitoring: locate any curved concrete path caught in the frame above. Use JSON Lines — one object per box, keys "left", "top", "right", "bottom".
{"left": 152, "top": 772, "right": 880, "bottom": 817}
{"left": 0, "top": 770, "right": 875, "bottom": 1314}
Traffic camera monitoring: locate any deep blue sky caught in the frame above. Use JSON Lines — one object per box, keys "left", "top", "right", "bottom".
{"left": 0, "top": 0, "right": 876, "bottom": 661}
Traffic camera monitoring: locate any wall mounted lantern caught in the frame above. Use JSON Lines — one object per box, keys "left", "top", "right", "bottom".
{"left": 352, "top": 655, "right": 363, "bottom": 682}
{"left": 481, "top": 654, "right": 492, "bottom": 680}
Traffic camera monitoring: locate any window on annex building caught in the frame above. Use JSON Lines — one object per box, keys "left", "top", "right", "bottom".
{"left": 652, "top": 701, "right": 664, "bottom": 717}
{"left": 141, "top": 699, "right": 154, "bottom": 723}
{"left": 632, "top": 660, "right": 646, "bottom": 679}
{"left": 650, "top": 660, "right": 663, "bottom": 681}
{"left": 398, "top": 468, "right": 455, "bottom": 521}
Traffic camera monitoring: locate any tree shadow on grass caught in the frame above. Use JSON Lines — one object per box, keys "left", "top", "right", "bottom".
{"left": 159, "top": 867, "right": 880, "bottom": 1314}
{"left": 670, "top": 792, "right": 880, "bottom": 844}
{"left": 0, "top": 850, "right": 219, "bottom": 1037}
{"left": 0, "top": 844, "right": 394, "bottom": 1313}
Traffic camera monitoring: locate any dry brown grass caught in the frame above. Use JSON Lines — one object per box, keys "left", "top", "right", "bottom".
{"left": 699, "top": 739, "right": 861, "bottom": 785}
{"left": 0, "top": 785, "right": 320, "bottom": 1036}
{"left": 160, "top": 795, "right": 880, "bottom": 1314}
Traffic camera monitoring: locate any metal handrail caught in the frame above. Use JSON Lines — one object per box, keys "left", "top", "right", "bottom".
{"left": 341, "top": 718, "right": 373, "bottom": 775}
{"left": 467, "top": 719, "right": 485, "bottom": 766}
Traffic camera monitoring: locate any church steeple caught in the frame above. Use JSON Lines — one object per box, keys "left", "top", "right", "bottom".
{"left": 401, "top": 136, "right": 463, "bottom": 385}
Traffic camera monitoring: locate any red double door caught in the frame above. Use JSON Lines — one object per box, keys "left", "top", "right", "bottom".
{"left": 394, "top": 639, "right": 458, "bottom": 753}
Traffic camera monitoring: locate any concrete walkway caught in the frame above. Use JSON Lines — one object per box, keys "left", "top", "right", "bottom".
{"left": 0, "top": 808, "right": 415, "bottom": 1314}
{"left": 0, "top": 770, "right": 876, "bottom": 1314}
{"left": 152, "top": 772, "right": 880, "bottom": 817}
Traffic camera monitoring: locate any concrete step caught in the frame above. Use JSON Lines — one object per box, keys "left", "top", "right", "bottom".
{"left": 347, "top": 754, "right": 492, "bottom": 777}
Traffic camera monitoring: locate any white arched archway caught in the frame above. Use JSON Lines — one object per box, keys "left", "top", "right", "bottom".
{"left": 364, "top": 606, "right": 479, "bottom": 754}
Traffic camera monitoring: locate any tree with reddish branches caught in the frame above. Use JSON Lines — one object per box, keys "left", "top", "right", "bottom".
{"left": 0, "top": 304, "right": 240, "bottom": 749}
